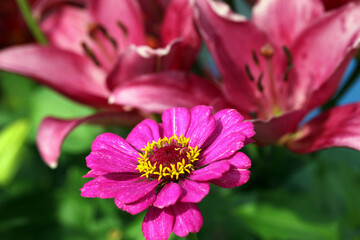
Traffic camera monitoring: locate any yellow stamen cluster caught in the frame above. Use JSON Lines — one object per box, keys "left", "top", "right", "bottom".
{"left": 136, "top": 135, "right": 201, "bottom": 181}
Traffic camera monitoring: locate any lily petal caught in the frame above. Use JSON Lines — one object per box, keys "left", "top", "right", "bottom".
{"left": 40, "top": 6, "right": 90, "bottom": 54}
{"left": 0, "top": 45, "right": 109, "bottom": 107}
{"left": 193, "top": 0, "right": 284, "bottom": 116}
{"left": 89, "top": 0, "right": 146, "bottom": 51}
{"left": 106, "top": 39, "right": 183, "bottom": 90}
{"left": 253, "top": 109, "right": 307, "bottom": 145}
{"left": 288, "top": 2, "right": 360, "bottom": 110}
{"left": 37, "top": 111, "right": 143, "bottom": 168}
{"left": 109, "top": 71, "right": 223, "bottom": 113}
{"left": 253, "top": 0, "right": 324, "bottom": 47}
{"left": 161, "top": 0, "right": 201, "bottom": 69}
{"left": 287, "top": 103, "right": 360, "bottom": 153}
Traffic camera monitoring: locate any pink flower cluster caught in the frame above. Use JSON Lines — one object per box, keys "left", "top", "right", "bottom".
{"left": 81, "top": 106, "right": 254, "bottom": 239}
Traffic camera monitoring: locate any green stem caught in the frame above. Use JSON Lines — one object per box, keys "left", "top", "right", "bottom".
{"left": 185, "top": 233, "right": 198, "bottom": 240}
{"left": 16, "top": 0, "right": 47, "bottom": 45}
{"left": 322, "top": 59, "right": 360, "bottom": 111}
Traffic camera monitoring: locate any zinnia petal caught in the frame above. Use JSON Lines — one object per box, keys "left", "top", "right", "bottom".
{"left": 179, "top": 179, "right": 210, "bottom": 203}
{"left": 115, "top": 178, "right": 160, "bottom": 204}
{"left": 153, "top": 182, "right": 181, "bottom": 209}
{"left": 171, "top": 202, "right": 203, "bottom": 237}
{"left": 142, "top": 206, "right": 174, "bottom": 240}
{"left": 126, "top": 119, "right": 161, "bottom": 151}
{"left": 200, "top": 109, "right": 255, "bottom": 165}
{"left": 210, "top": 152, "right": 251, "bottom": 188}
{"left": 162, "top": 107, "right": 191, "bottom": 138}
{"left": 80, "top": 173, "right": 140, "bottom": 198}
{"left": 186, "top": 105, "right": 216, "bottom": 148}
{"left": 190, "top": 160, "right": 230, "bottom": 181}
{"left": 115, "top": 188, "right": 156, "bottom": 215}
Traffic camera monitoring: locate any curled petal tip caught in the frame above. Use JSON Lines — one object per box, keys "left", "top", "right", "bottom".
{"left": 48, "top": 162, "right": 58, "bottom": 169}
{"left": 108, "top": 95, "right": 115, "bottom": 104}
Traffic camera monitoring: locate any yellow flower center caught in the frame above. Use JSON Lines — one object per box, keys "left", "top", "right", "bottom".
{"left": 136, "top": 135, "right": 201, "bottom": 181}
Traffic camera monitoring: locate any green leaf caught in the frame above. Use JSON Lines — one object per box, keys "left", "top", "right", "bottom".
{"left": 235, "top": 203, "right": 339, "bottom": 240}
{"left": 0, "top": 120, "right": 29, "bottom": 185}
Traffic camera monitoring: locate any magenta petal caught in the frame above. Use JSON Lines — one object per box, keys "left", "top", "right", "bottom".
{"left": 186, "top": 106, "right": 216, "bottom": 148}
{"left": 40, "top": 6, "right": 90, "bottom": 55}
{"left": 126, "top": 119, "right": 161, "bottom": 151}
{"left": 86, "top": 133, "right": 140, "bottom": 173}
{"left": 0, "top": 45, "right": 109, "bottom": 108}
{"left": 115, "top": 188, "right": 156, "bottom": 215}
{"left": 106, "top": 40, "right": 185, "bottom": 89}
{"left": 253, "top": 109, "right": 307, "bottom": 145}
{"left": 37, "top": 111, "right": 143, "bottom": 168}
{"left": 179, "top": 179, "right": 210, "bottom": 203}
{"left": 83, "top": 170, "right": 106, "bottom": 178}
{"left": 253, "top": 0, "right": 324, "bottom": 46}
{"left": 193, "top": 0, "right": 282, "bottom": 115}
{"left": 153, "top": 182, "right": 181, "bottom": 209}
{"left": 211, "top": 152, "right": 251, "bottom": 188}
{"left": 190, "top": 160, "right": 230, "bottom": 181}
{"left": 287, "top": 103, "right": 360, "bottom": 153}
{"left": 142, "top": 206, "right": 174, "bottom": 240}
{"left": 110, "top": 71, "right": 223, "bottom": 113}
{"left": 160, "top": 0, "right": 201, "bottom": 70}
{"left": 89, "top": 0, "right": 146, "bottom": 50}
{"left": 171, "top": 202, "right": 203, "bottom": 237}
{"left": 200, "top": 109, "right": 254, "bottom": 165}
{"left": 115, "top": 179, "right": 160, "bottom": 204}
{"left": 162, "top": 107, "right": 191, "bottom": 138}
{"left": 80, "top": 173, "right": 140, "bottom": 198}
{"left": 288, "top": 2, "right": 360, "bottom": 109}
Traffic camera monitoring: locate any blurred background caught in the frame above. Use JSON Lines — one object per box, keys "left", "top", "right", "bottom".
{"left": 1, "top": 0, "right": 360, "bottom": 239}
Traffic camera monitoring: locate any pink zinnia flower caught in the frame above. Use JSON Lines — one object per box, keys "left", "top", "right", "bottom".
{"left": 193, "top": 0, "right": 360, "bottom": 153}
{"left": 81, "top": 105, "right": 254, "bottom": 240}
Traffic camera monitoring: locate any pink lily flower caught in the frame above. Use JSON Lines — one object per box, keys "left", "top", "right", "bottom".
{"left": 193, "top": 0, "right": 360, "bottom": 153}
{"left": 81, "top": 105, "right": 254, "bottom": 240}
{"left": 0, "top": 0, "right": 222, "bottom": 168}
